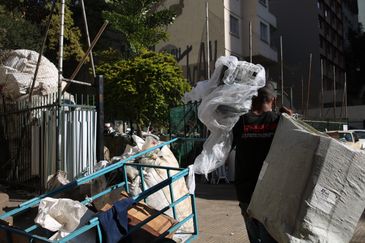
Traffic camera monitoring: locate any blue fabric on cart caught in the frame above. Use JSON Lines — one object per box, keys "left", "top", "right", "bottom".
{"left": 98, "top": 197, "right": 135, "bottom": 243}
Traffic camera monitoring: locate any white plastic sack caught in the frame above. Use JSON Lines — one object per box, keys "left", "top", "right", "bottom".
{"left": 46, "top": 171, "right": 70, "bottom": 192}
{"left": 90, "top": 160, "right": 110, "bottom": 198}
{"left": 0, "top": 49, "right": 65, "bottom": 100}
{"left": 124, "top": 136, "right": 193, "bottom": 232}
{"left": 137, "top": 145, "right": 193, "bottom": 232}
{"left": 35, "top": 197, "right": 96, "bottom": 242}
{"left": 190, "top": 56, "right": 266, "bottom": 175}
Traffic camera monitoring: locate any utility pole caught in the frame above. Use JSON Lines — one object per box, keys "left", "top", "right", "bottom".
{"left": 206, "top": 0, "right": 210, "bottom": 79}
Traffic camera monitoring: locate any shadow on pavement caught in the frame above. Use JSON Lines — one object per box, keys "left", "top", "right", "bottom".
{"left": 195, "top": 181, "right": 238, "bottom": 201}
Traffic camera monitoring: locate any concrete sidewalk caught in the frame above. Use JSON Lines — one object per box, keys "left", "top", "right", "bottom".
{"left": 195, "top": 183, "right": 250, "bottom": 243}
{"left": 194, "top": 182, "right": 365, "bottom": 243}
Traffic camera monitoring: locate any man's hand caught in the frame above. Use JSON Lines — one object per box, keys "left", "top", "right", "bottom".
{"left": 279, "top": 106, "right": 293, "bottom": 116}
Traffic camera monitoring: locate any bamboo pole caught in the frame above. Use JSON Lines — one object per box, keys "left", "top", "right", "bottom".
{"left": 249, "top": 21, "right": 253, "bottom": 63}
{"left": 62, "top": 21, "right": 109, "bottom": 93}
{"left": 301, "top": 76, "right": 304, "bottom": 114}
{"left": 305, "top": 53, "right": 312, "bottom": 118}
{"left": 333, "top": 65, "right": 336, "bottom": 120}
{"left": 280, "top": 36, "right": 284, "bottom": 106}
{"left": 344, "top": 72, "right": 348, "bottom": 120}
{"left": 57, "top": 0, "right": 66, "bottom": 171}
{"left": 29, "top": 1, "right": 56, "bottom": 103}
{"left": 320, "top": 58, "right": 324, "bottom": 118}
{"left": 206, "top": 0, "right": 210, "bottom": 79}
{"left": 80, "top": 0, "right": 96, "bottom": 78}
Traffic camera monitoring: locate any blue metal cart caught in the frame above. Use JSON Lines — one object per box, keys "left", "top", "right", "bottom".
{"left": 0, "top": 138, "right": 199, "bottom": 242}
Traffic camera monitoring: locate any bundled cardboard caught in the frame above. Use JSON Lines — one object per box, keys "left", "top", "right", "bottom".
{"left": 248, "top": 114, "right": 365, "bottom": 243}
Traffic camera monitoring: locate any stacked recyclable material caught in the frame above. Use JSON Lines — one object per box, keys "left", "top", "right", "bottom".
{"left": 248, "top": 114, "right": 365, "bottom": 243}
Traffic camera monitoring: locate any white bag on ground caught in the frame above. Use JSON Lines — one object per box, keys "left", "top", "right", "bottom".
{"left": 189, "top": 56, "right": 265, "bottom": 175}
{"left": 0, "top": 49, "right": 64, "bottom": 100}
{"left": 248, "top": 114, "right": 365, "bottom": 243}
{"left": 35, "top": 197, "right": 96, "bottom": 242}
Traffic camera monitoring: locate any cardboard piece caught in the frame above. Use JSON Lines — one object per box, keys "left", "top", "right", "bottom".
{"left": 248, "top": 114, "right": 365, "bottom": 243}
{"left": 98, "top": 191, "right": 178, "bottom": 242}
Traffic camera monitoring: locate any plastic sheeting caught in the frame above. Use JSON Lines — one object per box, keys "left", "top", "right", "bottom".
{"left": 0, "top": 49, "right": 64, "bottom": 100}
{"left": 185, "top": 56, "right": 266, "bottom": 176}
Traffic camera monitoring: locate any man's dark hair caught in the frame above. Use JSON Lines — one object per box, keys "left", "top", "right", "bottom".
{"left": 251, "top": 83, "right": 277, "bottom": 110}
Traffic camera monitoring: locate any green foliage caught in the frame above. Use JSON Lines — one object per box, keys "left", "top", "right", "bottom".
{"left": 0, "top": 1, "right": 84, "bottom": 64}
{"left": 45, "top": 1, "right": 85, "bottom": 62}
{"left": 103, "top": 0, "right": 176, "bottom": 56}
{"left": 96, "top": 50, "right": 190, "bottom": 130}
{"left": 0, "top": 4, "right": 41, "bottom": 50}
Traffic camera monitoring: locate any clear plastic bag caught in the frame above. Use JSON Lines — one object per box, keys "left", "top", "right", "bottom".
{"left": 190, "top": 56, "right": 266, "bottom": 175}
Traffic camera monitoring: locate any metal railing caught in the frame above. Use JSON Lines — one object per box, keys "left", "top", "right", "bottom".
{"left": 0, "top": 92, "right": 97, "bottom": 189}
{"left": 0, "top": 138, "right": 199, "bottom": 242}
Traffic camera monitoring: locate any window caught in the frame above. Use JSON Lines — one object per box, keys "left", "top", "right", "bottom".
{"left": 230, "top": 15, "right": 239, "bottom": 37}
{"left": 319, "top": 17, "right": 323, "bottom": 29}
{"left": 260, "top": 22, "right": 269, "bottom": 43}
{"left": 354, "top": 131, "right": 365, "bottom": 140}
{"left": 259, "top": 0, "right": 267, "bottom": 7}
{"left": 324, "top": 23, "right": 329, "bottom": 36}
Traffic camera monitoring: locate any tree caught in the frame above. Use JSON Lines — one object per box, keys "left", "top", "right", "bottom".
{"left": 0, "top": 1, "right": 85, "bottom": 66}
{"left": 45, "top": 1, "right": 85, "bottom": 63}
{"left": 102, "top": 0, "right": 176, "bottom": 56}
{"left": 0, "top": 4, "right": 41, "bottom": 50}
{"left": 96, "top": 50, "right": 190, "bottom": 134}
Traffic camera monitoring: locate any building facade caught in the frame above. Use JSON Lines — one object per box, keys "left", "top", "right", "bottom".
{"left": 269, "top": 0, "right": 358, "bottom": 119}
{"left": 155, "top": 0, "right": 278, "bottom": 85}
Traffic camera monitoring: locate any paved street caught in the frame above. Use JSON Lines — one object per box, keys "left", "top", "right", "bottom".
{"left": 195, "top": 182, "right": 250, "bottom": 243}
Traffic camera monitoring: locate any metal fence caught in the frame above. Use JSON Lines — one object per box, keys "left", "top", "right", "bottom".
{"left": 303, "top": 119, "right": 347, "bottom": 132}
{"left": 0, "top": 93, "right": 97, "bottom": 189}
{"left": 169, "top": 102, "right": 206, "bottom": 167}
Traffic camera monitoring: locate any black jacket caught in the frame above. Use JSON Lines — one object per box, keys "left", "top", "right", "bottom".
{"left": 232, "top": 111, "right": 280, "bottom": 203}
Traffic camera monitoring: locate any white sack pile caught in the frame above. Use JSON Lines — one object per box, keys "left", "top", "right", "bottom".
{"left": 35, "top": 197, "right": 96, "bottom": 242}
{"left": 123, "top": 135, "right": 193, "bottom": 233}
{"left": 248, "top": 114, "right": 365, "bottom": 243}
{"left": 0, "top": 49, "right": 63, "bottom": 100}
{"left": 183, "top": 56, "right": 266, "bottom": 175}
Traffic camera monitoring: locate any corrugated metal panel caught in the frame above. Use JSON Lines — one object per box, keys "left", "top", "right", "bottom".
{"left": 0, "top": 93, "right": 97, "bottom": 189}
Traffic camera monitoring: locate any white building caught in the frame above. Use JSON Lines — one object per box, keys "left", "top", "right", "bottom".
{"left": 156, "top": 0, "right": 278, "bottom": 85}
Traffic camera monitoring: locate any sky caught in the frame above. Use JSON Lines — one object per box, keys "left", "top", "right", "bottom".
{"left": 359, "top": 0, "right": 365, "bottom": 29}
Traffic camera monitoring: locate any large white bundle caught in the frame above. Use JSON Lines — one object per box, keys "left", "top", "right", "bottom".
{"left": 248, "top": 114, "right": 365, "bottom": 243}
{"left": 125, "top": 136, "right": 193, "bottom": 232}
{"left": 0, "top": 49, "right": 61, "bottom": 100}
{"left": 186, "top": 56, "right": 265, "bottom": 175}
